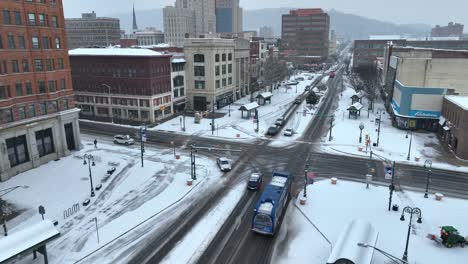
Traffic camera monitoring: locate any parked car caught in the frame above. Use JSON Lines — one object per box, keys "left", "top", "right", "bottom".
{"left": 294, "top": 98, "right": 302, "bottom": 104}
{"left": 247, "top": 173, "right": 263, "bottom": 190}
{"left": 295, "top": 77, "right": 304, "bottom": 81}
{"left": 275, "top": 117, "right": 284, "bottom": 126}
{"left": 113, "top": 135, "right": 134, "bottom": 145}
{"left": 267, "top": 126, "right": 280, "bottom": 136}
{"left": 305, "top": 85, "right": 311, "bottom": 91}
{"left": 284, "top": 128, "right": 294, "bottom": 137}
{"left": 217, "top": 157, "right": 232, "bottom": 172}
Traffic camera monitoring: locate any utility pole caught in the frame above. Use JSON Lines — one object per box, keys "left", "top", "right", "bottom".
{"left": 388, "top": 161, "right": 396, "bottom": 211}
{"left": 140, "top": 125, "right": 147, "bottom": 167}
{"left": 211, "top": 102, "right": 215, "bottom": 135}
{"left": 376, "top": 111, "right": 382, "bottom": 147}
{"left": 304, "top": 164, "right": 309, "bottom": 198}
{"left": 328, "top": 115, "right": 335, "bottom": 141}
{"left": 190, "top": 145, "right": 197, "bottom": 180}
{"left": 406, "top": 131, "right": 413, "bottom": 161}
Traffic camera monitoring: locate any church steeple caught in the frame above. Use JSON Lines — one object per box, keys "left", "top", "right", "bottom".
{"left": 132, "top": 3, "right": 138, "bottom": 33}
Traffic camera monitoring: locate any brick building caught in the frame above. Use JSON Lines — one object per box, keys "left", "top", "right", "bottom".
{"left": 0, "top": 0, "right": 80, "bottom": 181}
{"left": 70, "top": 48, "right": 173, "bottom": 123}
{"left": 440, "top": 96, "right": 468, "bottom": 159}
{"left": 281, "top": 8, "right": 330, "bottom": 60}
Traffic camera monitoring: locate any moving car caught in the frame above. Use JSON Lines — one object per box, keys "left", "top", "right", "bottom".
{"left": 217, "top": 157, "right": 231, "bottom": 172}
{"left": 113, "top": 135, "right": 134, "bottom": 145}
{"left": 284, "top": 128, "right": 294, "bottom": 137}
{"left": 275, "top": 117, "right": 284, "bottom": 126}
{"left": 294, "top": 98, "right": 302, "bottom": 104}
{"left": 247, "top": 173, "right": 263, "bottom": 190}
{"left": 267, "top": 126, "right": 279, "bottom": 136}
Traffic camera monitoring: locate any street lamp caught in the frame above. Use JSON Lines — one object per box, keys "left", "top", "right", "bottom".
{"left": 400, "top": 206, "right": 422, "bottom": 262}
{"left": 423, "top": 160, "right": 432, "bottom": 198}
{"left": 100, "top": 84, "right": 113, "bottom": 123}
{"left": 359, "top": 122, "right": 365, "bottom": 143}
{"left": 303, "top": 164, "right": 309, "bottom": 198}
{"left": 357, "top": 243, "right": 407, "bottom": 264}
{"left": 406, "top": 131, "right": 413, "bottom": 161}
{"left": 0, "top": 185, "right": 29, "bottom": 236}
{"left": 83, "top": 154, "right": 96, "bottom": 197}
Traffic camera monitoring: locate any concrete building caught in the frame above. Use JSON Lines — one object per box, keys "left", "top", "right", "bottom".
{"left": 0, "top": 0, "right": 80, "bottom": 181}
{"left": 233, "top": 38, "right": 251, "bottom": 98}
{"left": 184, "top": 38, "right": 236, "bottom": 111}
{"left": 431, "top": 22, "right": 464, "bottom": 38}
{"left": 281, "top": 9, "right": 330, "bottom": 60}
{"left": 440, "top": 96, "right": 468, "bottom": 159}
{"left": 170, "top": 55, "right": 187, "bottom": 113}
{"left": 69, "top": 48, "right": 173, "bottom": 123}
{"left": 65, "top": 11, "right": 121, "bottom": 49}
{"left": 175, "top": 0, "right": 216, "bottom": 34}
{"left": 163, "top": 6, "right": 196, "bottom": 47}
{"left": 215, "top": 0, "right": 242, "bottom": 33}
{"left": 384, "top": 47, "right": 468, "bottom": 130}
{"left": 353, "top": 39, "right": 468, "bottom": 69}
{"left": 249, "top": 38, "right": 269, "bottom": 87}
{"left": 135, "top": 28, "right": 165, "bottom": 46}
{"left": 259, "top": 26, "right": 274, "bottom": 39}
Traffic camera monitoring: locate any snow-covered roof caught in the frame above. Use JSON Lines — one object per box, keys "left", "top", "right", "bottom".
{"left": 257, "top": 92, "right": 273, "bottom": 99}
{"left": 0, "top": 220, "right": 60, "bottom": 262}
{"left": 369, "top": 35, "right": 402, "bottom": 40}
{"left": 172, "top": 58, "right": 186, "bottom": 63}
{"left": 326, "top": 219, "right": 378, "bottom": 264}
{"left": 445, "top": 95, "right": 468, "bottom": 111}
{"left": 239, "top": 102, "right": 260, "bottom": 111}
{"left": 69, "top": 48, "right": 164, "bottom": 57}
{"left": 258, "top": 201, "right": 274, "bottom": 214}
{"left": 270, "top": 176, "right": 287, "bottom": 187}
{"left": 348, "top": 102, "right": 364, "bottom": 111}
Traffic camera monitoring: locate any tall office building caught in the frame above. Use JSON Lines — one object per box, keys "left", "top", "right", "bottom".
{"left": 163, "top": 6, "right": 196, "bottom": 47}
{"left": 215, "top": 0, "right": 242, "bottom": 33}
{"left": 175, "top": 0, "right": 216, "bottom": 33}
{"left": 65, "top": 11, "right": 121, "bottom": 49}
{"left": 0, "top": 0, "right": 80, "bottom": 181}
{"left": 281, "top": 8, "right": 330, "bottom": 60}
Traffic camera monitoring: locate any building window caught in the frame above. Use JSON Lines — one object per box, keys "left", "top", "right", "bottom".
{"left": 32, "top": 36, "right": 39, "bottom": 49}
{"left": 48, "top": 80, "right": 55, "bottom": 92}
{"left": 215, "top": 80, "right": 220, "bottom": 89}
{"left": 0, "top": 35, "right": 3, "bottom": 49}
{"left": 194, "top": 66, "right": 205, "bottom": 76}
{"left": 194, "top": 80, "right": 205, "bottom": 89}
{"left": 18, "top": 36, "right": 26, "bottom": 49}
{"left": 36, "top": 128, "right": 55, "bottom": 157}
{"left": 28, "top": 13, "right": 36, "bottom": 26}
{"left": 7, "top": 35, "right": 15, "bottom": 49}
{"left": 34, "top": 59, "right": 43, "bottom": 71}
{"left": 55, "top": 37, "right": 61, "bottom": 49}
{"left": 57, "top": 58, "right": 64, "bottom": 69}
{"left": 14, "top": 11, "right": 21, "bottom": 25}
{"left": 11, "top": 60, "right": 19, "bottom": 73}
{"left": 215, "top": 66, "right": 220, "bottom": 76}
{"left": 45, "top": 58, "right": 52, "bottom": 71}
{"left": 39, "top": 102, "right": 46, "bottom": 114}
{"left": 228, "top": 53, "right": 232, "bottom": 61}
{"left": 42, "top": 36, "right": 49, "bottom": 49}
{"left": 38, "top": 14, "right": 45, "bottom": 26}
{"left": 222, "top": 54, "right": 226, "bottom": 61}
{"left": 222, "top": 78, "right": 226, "bottom": 87}
{"left": 25, "top": 81, "right": 32, "bottom": 94}
{"left": 52, "top": 16, "right": 58, "bottom": 28}
{"left": 228, "top": 64, "right": 232, "bottom": 73}
{"left": 174, "top": 89, "right": 179, "bottom": 98}
{"left": 1, "top": 60, "right": 7, "bottom": 74}
{"left": 0, "top": 108, "right": 12, "bottom": 123}
{"left": 38, "top": 80, "right": 46, "bottom": 93}
{"left": 15, "top": 82, "right": 23, "bottom": 96}
{"left": 60, "top": 79, "right": 66, "bottom": 90}
{"left": 28, "top": 104, "right": 35, "bottom": 117}
{"left": 180, "top": 88, "right": 184, "bottom": 96}
{"left": 3, "top": 10, "right": 11, "bottom": 24}
{"left": 228, "top": 77, "right": 232, "bottom": 85}
{"left": 6, "top": 135, "right": 29, "bottom": 167}
{"left": 215, "top": 54, "right": 220, "bottom": 62}
{"left": 194, "top": 54, "right": 204, "bottom": 63}
{"left": 222, "top": 65, "right": 226, "bottom": 75}
{"left": 0, "top": 85, "right": 9, "bottom": 99}
{"left": 18, "top": 106, "right": 26, "bottom": 120}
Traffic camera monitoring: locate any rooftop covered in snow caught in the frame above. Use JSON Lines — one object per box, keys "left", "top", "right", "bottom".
{"left": 69, "top": 48, "right": 166, "bottom": 57}
{"left": 445, "top": 95, "right": 468, "bottom": 110}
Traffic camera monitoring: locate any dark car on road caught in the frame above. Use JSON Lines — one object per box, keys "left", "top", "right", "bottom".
{"left": 294, "top": 98, "right": 302, "bottom": 104}
{"left": 247, "top": 173, "right": 263, "bottom": 190}
{"left": 266, "top": 126, "right": 279, "bottom": 136}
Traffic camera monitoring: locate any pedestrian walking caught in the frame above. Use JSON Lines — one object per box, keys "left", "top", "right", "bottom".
{"left": 94, "top": 139, "right": 98, "bottom": 149}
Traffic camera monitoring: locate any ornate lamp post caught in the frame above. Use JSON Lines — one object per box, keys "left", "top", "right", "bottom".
{"left": 400, "top": 206, "right": 422, "bottom": 262}
{"left": 359, "top": 122, "right": 365, "bottom": 143}
{"left": 83, "top": 154, "right": 96, "bottom": 197}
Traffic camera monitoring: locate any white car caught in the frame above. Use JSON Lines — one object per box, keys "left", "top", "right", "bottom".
{"left": 284, "top": 128, "right": 294, "bottom": 137}
{"left": 217, "top": 157, "right": 232, "bottom": 172}
{"left": 113, "top": 135, "right": 135, "bottom": 145}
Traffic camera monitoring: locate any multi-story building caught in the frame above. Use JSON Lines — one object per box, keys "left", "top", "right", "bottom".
{"left": 329, "top": 29, "right": 337, "bottom": 56}
{"left": 440, "top": 96, "right": 468, "bottom": 159}
{"left": 233, "top": 38, "right": 250, "bottom": 98}
{"left": 249, "top": 38, "right": 269, "bottom": 86}
{"left": 69, "top": 48, "right": 173, "bottom": 123}
{"left": 0, "top": 0, "right": 80, "bottom": 181}
{"left": 384, "top": 47, "right": 468, "bottom": 130}
{"left": 175, "top": 0, "right": 216, "bottom": 34}
{"left": 170, "top": 55, "right": 187, "bottom": 113}
{"left": 135, "top": 28, "right": 165, "bottom": 46}
{"left": 65, "top": 11, "right": 120, "bottom": 49}
{"left": 281, "top": 9, "right": 330, "bottom": 60}
{"left": 163, "top": 6, "right": 196, "bottom": 47}
{"left": 353, "top": 39, "right": 468, "bottom": 69}
{"left": 215, "top": 0, "right": 242, "bottom": 33}
{"left": 184, "top": 38, "right": 236, "bottom": 111}
{"left": 259, "top": 26, "right": 274, "bottom": 39}
{"left": 431, "top": 22, "right": 464, "bottom": 38}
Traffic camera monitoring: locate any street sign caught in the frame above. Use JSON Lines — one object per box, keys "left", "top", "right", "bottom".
{"left": 385, "top": 166, "right": 393, "bottom": 180}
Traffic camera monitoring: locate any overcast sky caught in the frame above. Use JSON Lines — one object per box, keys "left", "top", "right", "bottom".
{"left": 63, "top": 0, "right": 468, "bottom": 27}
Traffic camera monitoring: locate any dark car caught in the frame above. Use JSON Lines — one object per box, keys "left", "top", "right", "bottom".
{"left": 266, "top": 126, "right": 279, "bottom": 136}
{"left": 247, "top": 173, "right": 263, "bottom": 190}
{"left": 294, "top": 98, "right": 302, "bottom": 104}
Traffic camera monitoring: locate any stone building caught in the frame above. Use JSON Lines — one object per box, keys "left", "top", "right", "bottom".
{"left": 163, "top": 6, "right": 196, "bottom": 47}
{"left": 0, "top": 0, "right": 80, "bottom": 181}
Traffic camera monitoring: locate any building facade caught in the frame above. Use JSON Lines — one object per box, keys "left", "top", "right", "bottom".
{"left": 170, "top": 55, "right": 187, "bottom": 113}
{"left": 135, "top": 29, "right": 165, "bottom": 46}
{"left": 184, "top": 38, "right": 236, "bottom": 111}
{"left": 215, "top": 0, "right": 242, "bottom": 33}
{"left": 440, "top": 96, "right": 468, "bottom": 159}
{"left": 65, "top": 11, "right": 120, "bottom": 49}
{"left": 259, "top": 26, "right": 274, "bottom": 39}
{"left": 163, "top": 6, "right": 196, "bottom": 47}
{"left": 70, "top": 48, "right": 173, "bottom": 123}
{"left": 0, "top": 0, "right": 80, "bottom": 181}
{"left": 281, "top": 9, "right": 330, "bottom": 60}
{"left": 233, "top": 38, "right": 250, "bottom": 98}
{"left": 175, "top": 0, "right": 216, "bottom": 34}
{"left": 431, "top": 22, "right": 464, "bottom": 38}
{"left": 329, "top": 29, "right": 337, "bottom": 56}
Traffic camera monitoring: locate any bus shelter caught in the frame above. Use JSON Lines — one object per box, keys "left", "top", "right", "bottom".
{"left": 239, "top": 102, "right": 260, "bottom": 119}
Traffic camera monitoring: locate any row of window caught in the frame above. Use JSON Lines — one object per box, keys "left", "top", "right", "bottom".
{"left": 193, "top": 53, "right": 233, "bottom": 63}
{"left": 0, "top": 34, "right": 61, "bottom": 49}
{"left": 2, "top": 9, "right": 59, "bottom": 28}
{"left": 0, "top": 99, "right": 70, "bottom": 125}
{"left": 215, "top": 78, "right": 233, "bottom": 89}
{"left": 7, "top": 127, "right": 55, "bottom": 168}
{"left": 0, "top": 79, "right": 66, "bottom": 99}
{"left": 72, "top": 64, "right": 170, "bottom": 77}
{"left": 0, "top": 57, "right": 65, "bottom": 75}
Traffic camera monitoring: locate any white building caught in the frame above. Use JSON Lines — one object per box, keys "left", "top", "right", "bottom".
{"left": 175, "top": 0, "right": 216, "bottom": 34}
{"left": 135, "top": 29, "right": 165, "bottom": 46}
{"left": 234, "top": 38, "right": 251, "bottom": 98}
{"left": 163, "top": 6, "right": 196, "bottom": 47}
{"left": 171, "top": 55, "right": 187, "bottom": 112}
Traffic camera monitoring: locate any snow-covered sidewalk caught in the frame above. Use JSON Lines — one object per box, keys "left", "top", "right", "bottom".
{"left": 273, "top": 179, "right": 468, "bottom": 264}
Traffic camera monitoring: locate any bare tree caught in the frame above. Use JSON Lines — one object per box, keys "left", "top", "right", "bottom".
{"left": 354, "top": 65, "right": 380, "bottom": 111}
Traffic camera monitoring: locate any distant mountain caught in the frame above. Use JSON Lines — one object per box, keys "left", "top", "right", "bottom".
{"left": 108, "top": 8, "right": 431, "bottom": 40}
